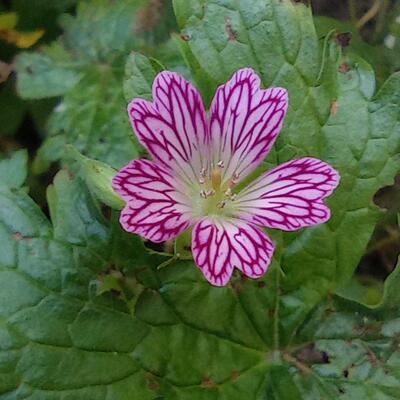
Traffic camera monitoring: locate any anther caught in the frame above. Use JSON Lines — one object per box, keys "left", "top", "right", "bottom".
{"left": 206, "top": 189, "right": 215, "bottom": 197}
{"left": 199, "top": 167, "right": 207, "bottom": 184}
{"left": 217, "top": 201, "right": 226, "bottom": 209}
{"left": 217, "top": 160, "right": 224, "bottom": 168}
{"left": 229, "top": 173, "right": 239, "bottom": 188}
{"left": 224, "top": 188, "right": 237, "bottom": 201}
{"left": 200, "top": 190, "right": 207, "bottom": 198}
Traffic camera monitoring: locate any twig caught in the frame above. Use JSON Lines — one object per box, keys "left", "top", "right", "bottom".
{"left": 356, "top": 0, "right": 382, "bottom": 30}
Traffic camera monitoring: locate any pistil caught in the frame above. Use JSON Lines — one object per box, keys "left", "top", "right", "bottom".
{"left": 211, "top": 168, "right": 222, "bottom": 191}
{"left": 196, "top": 161, "right": 238, "bottom": 216}
{"left": 211, "top": 161, "right": 224, "bottom": 191}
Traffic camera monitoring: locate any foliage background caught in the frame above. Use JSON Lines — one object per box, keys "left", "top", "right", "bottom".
{"left": 0, "top": 0, "right": 399, "bottom": 399}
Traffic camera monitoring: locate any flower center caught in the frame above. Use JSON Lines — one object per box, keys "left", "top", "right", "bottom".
{"left": 192, "top": 161, "right": 238, "bottom": 218}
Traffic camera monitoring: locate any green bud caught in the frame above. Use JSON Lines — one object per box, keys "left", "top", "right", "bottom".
{"left": 65, "top": 145, "right": 125, "bottom": 209}
{"left": 84, "top": 159, "right": 125, "bottom": 210}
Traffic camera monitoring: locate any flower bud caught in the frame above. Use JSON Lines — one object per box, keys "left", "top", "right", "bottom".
{"left": 84, "top": 159, "right": 125, "bottom": 210}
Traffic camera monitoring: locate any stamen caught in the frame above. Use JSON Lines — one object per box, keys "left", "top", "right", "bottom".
{"left": 200, "top": 189, "right": 215, "bottom": 199}
{"left": 199, "top": 167, "right": 207, "bottom": 184}
{"left": 206, "top": 189, "right": 215, "bottom": 197}
{"left": 217, "top": 160, "right": 224, "bottom": 168}
{"left": 217, "top": 201, "right": 226, "bottom": 209}
{"left": 229, "top": 173, "right": 239, "bottom": 188}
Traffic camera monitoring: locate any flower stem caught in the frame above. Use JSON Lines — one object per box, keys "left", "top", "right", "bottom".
{"left": 373, "top": 0, "right": 390, "bottom": 41}
{"left": 356, "top": 0, "right": 382, "bottom": 30}
{"left": 282, "top": 352, "right": 313, "bottom": 376}
{"left": 349, "top": 0, "right": 358, "bottom": 25}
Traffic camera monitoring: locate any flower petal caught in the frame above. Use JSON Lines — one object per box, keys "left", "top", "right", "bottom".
{"left": 236, "top": 158, "right": 340, "bottom": 231}
{"left": 210, "top": 68, "right": 288, "bottom": 185}
{"left": 113, "top": 159, "right": 193, "bottom": 242}
{"left": 128, "top": 71, "right": 208, "bottom": 185}
{"left": 192, "top": 218, "right": 274, "bottom": 286}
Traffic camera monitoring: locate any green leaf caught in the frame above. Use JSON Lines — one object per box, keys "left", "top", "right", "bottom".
{"left": 0, "top": 170, "right": 168, "bottom": 398}
{"left": 3, "top": 0, "right": 400, "bottom": 397}
{"left": 174, "top": 0, "right": 337, "bottom": 105}
{"left": 336, "top": 262, "right": 400, "bottom": 311}
{"left": 15, "top": 0, "right": 148, "bottom": 169}
{"left": 46, "top": 169, "right": 109, "bottom": 248}
{"left": 314, "top": 16, "right": 391, "bottom": 85}
{"left": 16, "top": 43, "right": 83, "bottom": 99}
{"left": 337, "top": 214, "right": 400, "bottom": 311}
{"left": 172, "top": 0, "right": 400, "bottom": 348}
{"left": 32, "top": 135, "right": 68, "bottom": 174}
{"left": 335, "top": 277, "right": 384, "bottom": 307}
{"left": 1, "top": 169, "right": 399, "bottom": 398}
{"left": 292, "top": 299, "right": 400, "bottom": 400}
{"left": 152, "top": 37, "right": 190, "bottom": 77}
{"left": 379, "top": 259, "right": 400, "bottom": 309}
{"left": 0, "top": 170, "right": 273, "bottom": 398}
{"left": 0, "top": 150, "right": 28, "bottom": 188}
{"left": 108, "top": 0, "right": 400, "bottom": 395}
{"left": 123, "top": 52, "right": 164, "bottom": 102}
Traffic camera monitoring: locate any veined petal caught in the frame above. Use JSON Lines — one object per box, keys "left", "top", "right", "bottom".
{"left": 236, "top": 158, "right": 340, "bottom": 231}
{"left": 210, "top": 68, "right": 288, "bottom": 185}
{"left": 192, "top": 218, "right": 274, "bottom": 286}
{"left": 112, "top": 159, "right": 193, "bottom": 242}
{"left": 128, "top": 71, "right": 208, "bottom": 186}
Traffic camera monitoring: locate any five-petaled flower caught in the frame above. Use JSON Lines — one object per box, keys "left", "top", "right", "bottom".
{"left": 113, "top": 68, "right": 340, "bottom": 286}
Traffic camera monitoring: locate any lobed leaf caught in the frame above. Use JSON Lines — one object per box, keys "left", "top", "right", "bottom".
{"left": 0, "top": 175, "right": 399, "bottom": 398}
{"left": 172, "top": 0, "right": 400, "bottom": 349}
{"left": 2, "top": 0, "right": 400, "bottom": 398}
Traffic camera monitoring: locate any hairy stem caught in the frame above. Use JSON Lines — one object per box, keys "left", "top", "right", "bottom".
{"left": 349, "top": 0, "right": 358, "bottom": 25}
{"left": 282, "top": 352, "right": 313, "bottom": 376}
{"left": 373, "top": 0, "right": 390, "bottom": 41}
{"left": 356, "top": 0, "right": 382, "bottom": 30}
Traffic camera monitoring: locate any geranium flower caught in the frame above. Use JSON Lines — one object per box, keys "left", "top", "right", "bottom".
{"left": 113, "top": 68, "right": 340, "bottom": 286}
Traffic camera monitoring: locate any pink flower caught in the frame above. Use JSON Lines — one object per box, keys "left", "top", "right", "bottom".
{"left": 113, "top": 68, "right": 340, "bottom": 286}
